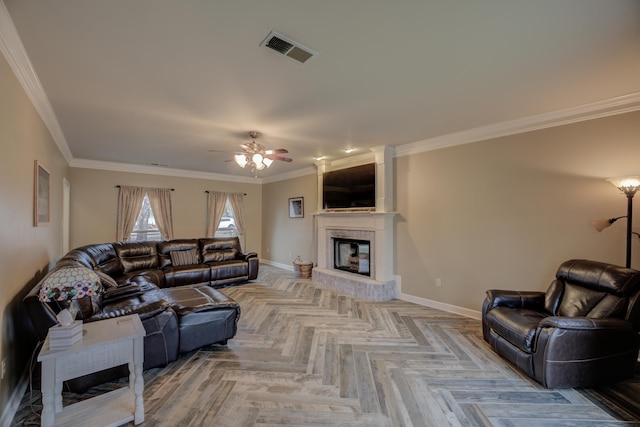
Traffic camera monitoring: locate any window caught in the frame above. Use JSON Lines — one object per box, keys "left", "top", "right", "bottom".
{"left": 215, "top": 199, "right": 238, "bottom": 238}
{"left": 129, "top": 194, "right": 163, "bottom": 241}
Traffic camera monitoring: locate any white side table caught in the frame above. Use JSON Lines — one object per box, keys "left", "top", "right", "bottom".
{"left": 37, "top": 314, "right": 146, "bottom": 427}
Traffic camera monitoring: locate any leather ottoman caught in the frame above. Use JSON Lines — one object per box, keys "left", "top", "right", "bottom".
{"left": 160, "top": 286, "right": 241, "bottom": 353}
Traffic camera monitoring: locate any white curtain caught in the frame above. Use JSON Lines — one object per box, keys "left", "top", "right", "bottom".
{"left": 147, "top": 187, "right": 174, "bottom": 239}
{"left": 228, "top": 192, "right": 246, "bottom": 249}
{"left": 116, "top": 186, "right": 146, "bottom": 241}
{"left": 206, "top": 191, "right": 228, "bottom": 238}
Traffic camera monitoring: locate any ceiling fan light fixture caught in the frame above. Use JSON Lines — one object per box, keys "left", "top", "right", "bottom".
{"left": 234, "top": 154, "right": 248, "bottom": 168}
{"left": 252, "top": 153, "right": 264, "bottom": 164}
{"left": 227, "top": 131, "right": 292, "bottom": 174}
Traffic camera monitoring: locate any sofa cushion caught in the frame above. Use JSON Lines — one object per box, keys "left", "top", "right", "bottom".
{"left": 485, "top": 307, "right": 547, "bottom": 353}
{"left": 114, "top": 242, "right": 158, "bottom": 273}
{"left": 204, "top": 249, "right": 237, "bottom": 263}
{"left": 556, "top": 259, "right": 640, "bottom": 297}
{"left": 209, "top": 259, "right": 248, "bottom": 282}
{"left": 557, "top": 283, "right": 627, "bottom": 318}
{"left": 170, "top": 248, "right": 199, "bottom": 266}
{"left": 199, "top": 237, "right": 241, "bottom": 263}
{"left": 163, "top": 265, "right": 211, "bottom": 288}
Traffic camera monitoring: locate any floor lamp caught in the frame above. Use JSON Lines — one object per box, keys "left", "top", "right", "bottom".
{"left": 592, "top": 176, "right": 640, "bottom": 268}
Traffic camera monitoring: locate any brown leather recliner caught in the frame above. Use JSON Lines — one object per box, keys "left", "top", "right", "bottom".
{"left": 482, "top": 259, "right": 640, "bottom": 388}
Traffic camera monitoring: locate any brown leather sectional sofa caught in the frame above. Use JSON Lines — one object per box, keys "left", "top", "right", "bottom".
{"left": 24, "top": 237, "right": 258, "bottom": 391}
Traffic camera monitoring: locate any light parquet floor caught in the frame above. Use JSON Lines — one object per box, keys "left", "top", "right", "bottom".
{"left": 12, "top": 265, "right": 640, "bottom": 426}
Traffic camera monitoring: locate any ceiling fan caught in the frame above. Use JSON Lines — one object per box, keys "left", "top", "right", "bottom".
{"left": 228, "top": 131, "right": 292, "bottom": 172}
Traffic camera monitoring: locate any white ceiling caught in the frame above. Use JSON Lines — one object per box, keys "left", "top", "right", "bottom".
{"left": 4, "top": 1, "right": 640, "bottom": 179}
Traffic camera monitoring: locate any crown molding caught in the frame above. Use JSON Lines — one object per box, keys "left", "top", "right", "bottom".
{"left": 0, "top": 1, "right": 73, "bottom": 164}
{"left": 70, "top": 158, "right": 263, "bottom": 184}
{"left": 395, "top": 92, "right": 640, "bottom": 158}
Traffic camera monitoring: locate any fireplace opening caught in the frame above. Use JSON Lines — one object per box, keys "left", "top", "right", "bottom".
{"left": 333, "top": 238, "right": 370, "bottom": 276}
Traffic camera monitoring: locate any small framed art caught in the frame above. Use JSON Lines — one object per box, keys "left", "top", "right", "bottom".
{"left": 289, "top": 197, "right": 304, "bottom": 218}
{"left": 34, "top": 160, "right": 50, "bottom": 226}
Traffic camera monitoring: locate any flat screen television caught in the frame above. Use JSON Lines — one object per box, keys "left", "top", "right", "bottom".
{"left": 322, "top": 163, "right": 376, "bottom": 210}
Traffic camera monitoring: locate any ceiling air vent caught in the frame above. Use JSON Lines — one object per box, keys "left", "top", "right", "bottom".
{"left": 261, "top": 31, "right": 316, "bottom": 64}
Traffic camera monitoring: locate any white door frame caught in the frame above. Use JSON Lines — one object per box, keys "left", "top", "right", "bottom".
{"left": 62, "top": 177, "right": 70, "bottom": 254}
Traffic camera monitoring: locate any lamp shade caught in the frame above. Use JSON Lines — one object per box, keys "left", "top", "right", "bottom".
{"left": 39, "top": 266, "right": 101, "bottom": 302}
{"left": 606, "top": 176, "right": 640, "bottom": 196}
{"left": 592, "top": 218, "right": 614, "bottom": 232}
{"left": 591, "top": 217, "right": 625, "bottom": 232}
{"left": 234, "top": 154, "right": 248, "bottom": 168}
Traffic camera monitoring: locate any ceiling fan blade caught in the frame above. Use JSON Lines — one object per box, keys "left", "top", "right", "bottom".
{"left": 265, "top": 148, "right": 288, "bottom": 154}
{"left": 266, "top": 155, "right": 293, "bottom": 162}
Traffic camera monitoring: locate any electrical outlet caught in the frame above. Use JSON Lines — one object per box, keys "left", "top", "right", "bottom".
{"left": 1, "top": 358, "right": 5, "bottom": 379}
{"left": 436, "top": 278, "right": 442, "bottom": 287}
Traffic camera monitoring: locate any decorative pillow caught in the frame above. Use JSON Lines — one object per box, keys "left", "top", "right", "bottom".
{"left": 170, "top": 249, "right": 198, "bottom": 266}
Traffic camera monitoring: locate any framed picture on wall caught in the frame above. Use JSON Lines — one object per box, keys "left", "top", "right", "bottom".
{"left": 34, "top": 160, "right": 50, "bottom": 226}
{"left": 289, "top": 197, "right": 304, "bottom": 218}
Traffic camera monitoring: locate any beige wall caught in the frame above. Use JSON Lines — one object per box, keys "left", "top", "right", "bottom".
{"left": 68, "top": 168, "right": 263, "bottom": 253}
{"left": 0, "top": 54, "right": 69, "bottom": 415}
{"left": 262, "top": 173, "right": 317, "bottom": 266}
{"left": 396, "top": 111, "right": 640, "bottom": 312}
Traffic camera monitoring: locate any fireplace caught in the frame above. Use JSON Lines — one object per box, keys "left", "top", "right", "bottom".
{"left": 312, "top": 211, "right": 396, "bottom": 301}
{"left": 312, "top": 146, "right": 396, "bottom": 301}
{"left": 333, "top": 238, "right": 370, "bottom": 276}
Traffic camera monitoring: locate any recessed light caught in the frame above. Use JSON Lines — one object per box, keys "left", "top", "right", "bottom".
{"left": 315, "top": 156, "right": 326, "bottom": 161}
{"left": 344, "top": 148, "right": 355, "bottom": 154}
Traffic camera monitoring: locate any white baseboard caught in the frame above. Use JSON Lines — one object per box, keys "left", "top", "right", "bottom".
{"left": 398, "top": 292, "right": 482, "bottom": 320}
{"left": 260, "top": 259, "right": 294, "bottom": 272}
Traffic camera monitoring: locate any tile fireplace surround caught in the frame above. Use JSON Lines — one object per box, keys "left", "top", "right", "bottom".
{"left": 312, "top": 211, "right": 397, "bottom": 301}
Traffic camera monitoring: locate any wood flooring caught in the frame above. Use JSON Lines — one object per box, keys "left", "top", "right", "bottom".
{"left": 12, "top": 265, "right": 640, "bottom": 426}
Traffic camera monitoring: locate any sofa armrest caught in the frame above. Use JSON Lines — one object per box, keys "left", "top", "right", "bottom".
{"left": 102, "top": 284, "right": 144, "bottom": 304}
{"left": 484, "top": 289, "right": 545, "bottom": 311}
{"left": 90, "top": 299, "right": 170, "bottom": 322}
{"left": 539, "top": 316, "right": 634, "bottom": 331}
{"left": 242, "top": 252, "right": 258, "bottom": 261}
{"left": 532, "top": 316, "right": 640, "bottom": 388}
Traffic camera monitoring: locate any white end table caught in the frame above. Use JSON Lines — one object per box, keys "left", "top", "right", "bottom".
{"left": 37, "top": 314, "right": 146, "bottom": 427}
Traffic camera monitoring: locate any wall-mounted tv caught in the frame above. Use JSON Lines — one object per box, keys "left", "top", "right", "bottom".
{"left": 322, "top": 163, "right": 376, "bottom": 210}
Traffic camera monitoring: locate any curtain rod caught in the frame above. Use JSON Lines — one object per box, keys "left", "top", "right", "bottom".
{"left": 115, "top": 185, "right": 175, "bottom": 191}
{"left": 205, "top": 191, "right": 247, "bottom": 195}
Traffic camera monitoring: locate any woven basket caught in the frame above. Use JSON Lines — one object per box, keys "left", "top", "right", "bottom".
{"left": 293, "top": 257, "right": 313, "bottom": 278}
